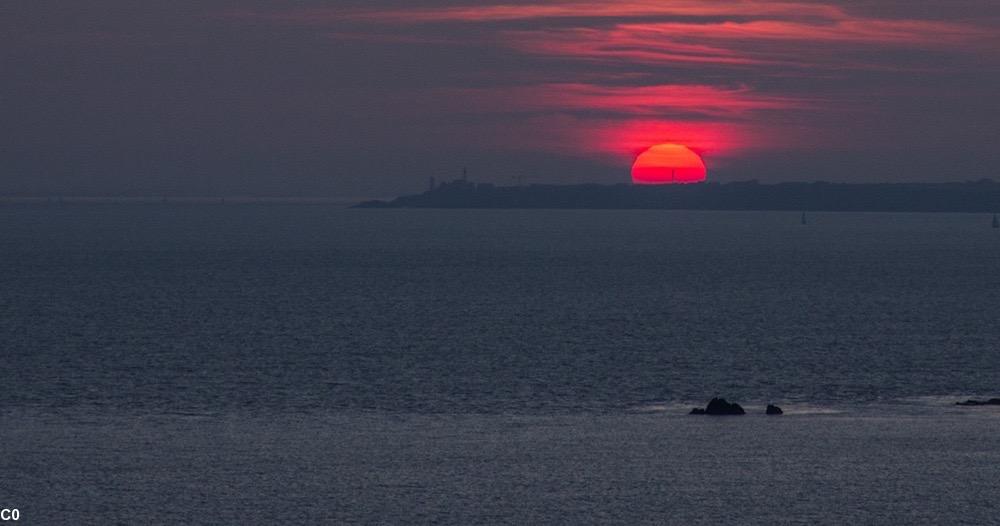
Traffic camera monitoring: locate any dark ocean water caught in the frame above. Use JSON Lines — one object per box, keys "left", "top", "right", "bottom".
{"left": 1, "top": 204, "right": 999, "bottom": 524}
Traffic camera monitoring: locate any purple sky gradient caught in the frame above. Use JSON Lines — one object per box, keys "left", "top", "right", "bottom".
{"left": 3, "top": 1, "right": 999, "bottom": 197}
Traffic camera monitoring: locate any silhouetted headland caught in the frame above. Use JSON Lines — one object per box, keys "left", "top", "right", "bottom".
{"left": 357, "top": 179, "right": 1000, "bottom": 212}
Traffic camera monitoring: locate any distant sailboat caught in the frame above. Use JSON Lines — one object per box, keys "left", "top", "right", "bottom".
{"left": 801, "top": 212, "right": 807, "bottom": 225}
{"left": 993, "top": 213, "right": 999, "bottom": 229}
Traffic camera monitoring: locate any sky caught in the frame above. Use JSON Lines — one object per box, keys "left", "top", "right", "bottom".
{"left": 3, "top": 1, "right": 1000, "bottom": 197}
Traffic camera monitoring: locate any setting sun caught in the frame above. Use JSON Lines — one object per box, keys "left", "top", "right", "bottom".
{"left": 631, "top": 144, "right": 707, "bottom": 185}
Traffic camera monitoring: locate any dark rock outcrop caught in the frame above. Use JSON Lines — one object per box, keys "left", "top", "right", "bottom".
{"left": 766, "top": 404, "right": 784, "bottom": 415}
{"left": 690, "top": 397, "right": 745, "bottom": 415}
{"left": 956, "top": 398, "right": 1000, "bottom": 407}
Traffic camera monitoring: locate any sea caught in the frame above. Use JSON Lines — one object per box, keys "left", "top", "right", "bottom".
{"left": 1, "top": 204, "right": 999, "bottom": 524}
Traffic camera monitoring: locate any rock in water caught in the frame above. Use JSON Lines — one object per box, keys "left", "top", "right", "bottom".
{"left": 706, "top": 398, "right": 745, "bottom": 415}
{"left": 766, "top": 404, "right": 784, "bottom": 415}
{"left": 956, "top": 398, "right": 1000, "bottom": 406}
{"left": 687, "top": 397, "right": 745, "bottom": 415}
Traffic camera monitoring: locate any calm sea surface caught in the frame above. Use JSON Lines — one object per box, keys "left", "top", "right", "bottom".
{"left": 1, "top": 205, "right": 999, "bottom": 524}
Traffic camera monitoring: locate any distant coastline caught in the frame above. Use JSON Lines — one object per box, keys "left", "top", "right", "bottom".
{"left": 0, "top": 197, "right": 367, "bottom": 206}
{"left": 357, "top": 179, "right": 1000, "bottom": 213}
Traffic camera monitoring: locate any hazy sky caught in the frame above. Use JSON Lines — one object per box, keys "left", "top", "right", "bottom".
{"left": 3, "top": 1, "right": 999, "bottom": 197}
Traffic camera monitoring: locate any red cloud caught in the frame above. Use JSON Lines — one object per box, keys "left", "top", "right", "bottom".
{"left": 504, "top": 18, "right": 990, "bottom": 72}
{"left": 331, "top": 1, "right": 845, "bottom": 24}
{"left": 226, "top": 1, "right": 997, "bottom": 164}
{"left": 446, "top": 83, "right": 816, "bottom": 118}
